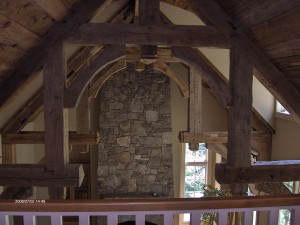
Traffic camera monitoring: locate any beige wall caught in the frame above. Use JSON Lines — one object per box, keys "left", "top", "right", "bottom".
{"left": 272, "top": 115, "right": 300, "bottom": 160}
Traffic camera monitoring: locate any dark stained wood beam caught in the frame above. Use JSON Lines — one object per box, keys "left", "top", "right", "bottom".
{"left": 64, "top": 45, "right": 125, "bottom": 108}
{"left": 0, "top": 164, "right": 84, "bottom": 187}
{"left": 173, "top": 46, "right": 232, "bottom": 108}
{"left": 138, "top": 0, "right": 160, "bottom": 64}
{"left": 43, "top": 45, "right": 68, "bottom": 170}
{"left": 2, "top": 131, "right": 100, "bottom": 145}
{"left": 0, "top": 186, "right": 33, "bottom": 199}
{"left": 216, "top": 162, "right": 300, "bottom": 184}
{"left": 227, "top": 48, "right": 253, "bottom": 195}
{"left": 67, "top": 23, "right": 231, "bottom": 48}
{"left": 179, "top": 131, "right": 271, "bottom": 144}
{"left": 227, "top": 48, "right": 253, "bottom": 168}
{"left": 0, "top": 0, "right": 112, "bottom": 109}
{"left": 186, "top": 0, "right": 300, "bottom": 125}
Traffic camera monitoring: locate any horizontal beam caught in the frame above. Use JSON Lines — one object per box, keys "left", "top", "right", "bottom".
{"left": 0, "top": 164, "right": 84, "bottom": 187}
{"left": 2, "top": 131, "right": 100, "bottom": 145}
{"left": 216, "top": 162, "right": 300, "bottom": 184}
{"left": 67, "top": 23, "right": 231, "bottom": 48}
{"left": 179, "top": 131, "right": 271, "bottom": 144}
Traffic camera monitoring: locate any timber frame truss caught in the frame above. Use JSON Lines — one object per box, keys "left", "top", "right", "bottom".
{"left": 1, "top": 0, "right": 298, "bottom": 198}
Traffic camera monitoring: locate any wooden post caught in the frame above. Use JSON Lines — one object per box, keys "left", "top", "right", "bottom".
{"left": 188, "top": 68, "right": 202, "bottom": 151}
{"left": 43, "top": 44, "right": 68, "bottom": 199}
{"left": 227, "top": 48, "right": 253, "bottom": 195}
{"left": 138, "top": 0, "right": 160, "bottom": 64}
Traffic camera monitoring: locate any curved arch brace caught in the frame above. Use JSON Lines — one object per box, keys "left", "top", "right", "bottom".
{"left": 173, "top": 46, "right": 232, "bottom": 108}
{"left": 88, "top": 61, "right": 126, "bottom": 99}
{"left": 64, "top": 45, "right": 125, "bottom": 108}
{"left": 153, "top": 60, "right": 189, "bottom": 98}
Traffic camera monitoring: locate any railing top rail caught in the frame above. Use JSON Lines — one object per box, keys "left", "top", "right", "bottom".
{"left": 1, "top": 195, "right": 300, "bottom": 212}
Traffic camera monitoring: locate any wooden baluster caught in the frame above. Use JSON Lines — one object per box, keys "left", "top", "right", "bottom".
{"left": 267, "top": 209, "right": 279, "bottom": 225}
{"left": 135, "top": 213, "right": 145, "bottom": 225}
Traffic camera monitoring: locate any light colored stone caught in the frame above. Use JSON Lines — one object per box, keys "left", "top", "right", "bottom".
{"left": 129, "top": 98, "right": 144, "bottom": 112}
{"left": 128, "top": 179, "right": 137, "bottom": 192}
{"left": 131, "top": 123, "right": 147, "bottom": 136}
{"left": 134, "top": 155, "right": 142, "bottom": 160}
{"left": 112, "top": 152, "right": 131, "bottom": 163}
{"left": 162, "top": 132, "right": 172, "bottom": 144}
{"left": 117, "top": 136, "right": 130, "bottom": 147}
{"left": 146, "top": 110, "right": 158, "bottom": 122}
{"left": 110, "top": 102, "right": 123, "bottom": 110}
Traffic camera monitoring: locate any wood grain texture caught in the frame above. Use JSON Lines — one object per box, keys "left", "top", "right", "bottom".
{"left": 34, "top": 0, "right": 69, "bottom": 21}
{"left": 64, "top": 45, "right": 125, "bottom": 108}
{"left": 0, "top": 0, "right": 110, "bottom": 109}
{"left": 2, "top": 131, "right": 100, "bottom": 145}
{"left": 216, "top": 162, "right": 300, "bottom": 184}
{"left": 227, "top": 48, "right": 253, "bottom": 168}
{"left": 0, "top": 164, "right": 84, "bottom": 187}
{"left": 43, "top": 45, "right": 68, "bottom": 170}
{"left": 89, "top": 61, "right": 126, "bottom": 98}
{"left": 67, "top": 23, "right": 231, "bottom": 48}
{"left": 187, "top": 0, "right": 300, "bottom": 125}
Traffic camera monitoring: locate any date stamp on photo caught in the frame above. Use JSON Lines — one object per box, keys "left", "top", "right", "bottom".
{"left": 15, "top": 200, "right": 46, "bottom": 204}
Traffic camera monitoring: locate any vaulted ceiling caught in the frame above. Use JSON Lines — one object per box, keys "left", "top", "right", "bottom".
{"left": 0, "top": 0, "right": 300, "bottom": 129}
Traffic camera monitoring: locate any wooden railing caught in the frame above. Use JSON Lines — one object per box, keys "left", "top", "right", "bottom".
{"left": 0, "top": 195, "right": 300, "bottom": 225}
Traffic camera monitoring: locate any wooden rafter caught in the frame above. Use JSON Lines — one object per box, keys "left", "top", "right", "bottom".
{"left": 64, "top": 45, "right": 125, "bottom": 108}
{"left": 67, "top": 23, "right": 231, "bottom": 48}
{"left": 0, "top": 0, "right": 112, "bottom": 109}
{"left": 173, "top": 46, "right": 232, "bottom": 108}
{"left": 186, "top": 0, "right": 300, "bottom": 125}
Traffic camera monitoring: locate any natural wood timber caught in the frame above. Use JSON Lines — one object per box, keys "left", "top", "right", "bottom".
{"left": 188, "top": 67, "right": 202, "bottom": 151}
{"left": 215, "top": 162, "right": 300, "bottom": 184}
{"left": 0, "top": 164, "right": 84, "bottom": 187}
{"left": 125, "top": 47, "right": 176, "bottom": 62}
{"left": 0, "top": 0, "right": 112, "bottom": 109}
{"left": 187, "top": 0, "right": 300, "bottom": 125}
{"left": 179, "top": 131, "right": 271, "bottom": 144}
{"left": 138, "top": 0, "right": 160, "bottom": 64}
{"left": 207, "top": 143, "right": 227, "bottom": 159}
{"left": 64, "top": 45, "right": 125, "bottom": 108}
{"left": 0, "top": 186, "right": 33, "bottom": 199}
{"left": 173, "top": 46, "right": 232, "bottom": 108}
{"left": 1, "top": 194, "right": 300, "bottom": 212}
{"left": 2, "top": 131, "right": 100, "bottom": 145}
{"left": 227, "top": 48, "right": 253, "bottom": 196}
{"left": 67, "top": 23, "right": 231, "bottom": 48}
{"left": 153, "top": 61, "right": 189, "bottom": 98}
{"left": 1, "top": 144, "right": 16, "bottom": 164}
{"left": 89, "top": 61, "right": 126, "bottom": 98}
{"left": 254, "top": 183, "right": 292, "bottom": 195}
{"left": 43, "top": 45, "right": 69, "bottom": 170}
{"left": 0, "top": 89, "right": 44, "bottom": 133}
{"left": 227, "top": 49, "right": 253, "bottom": 168}
{"left": 74, "top": 89, "right": 90, "bottom": 154}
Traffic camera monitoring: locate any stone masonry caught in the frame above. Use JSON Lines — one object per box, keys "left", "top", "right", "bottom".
{"left": 97, "top": 64, "right": 174, "bottom": 198}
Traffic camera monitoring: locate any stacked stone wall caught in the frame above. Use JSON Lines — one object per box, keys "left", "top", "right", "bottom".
{"left": 97, "top": 64, "right": 173, "bottom": 199}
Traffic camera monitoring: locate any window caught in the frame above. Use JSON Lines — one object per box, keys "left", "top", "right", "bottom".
{"left": 183, "top": 143, "right": 208, "bottom": 222}
{"left": 276, "top": 101, "right": 290, "bottom": 115}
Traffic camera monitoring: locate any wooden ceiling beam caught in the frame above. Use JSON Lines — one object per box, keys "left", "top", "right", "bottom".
{"left": 187, "top": 0, "right": 300, "bottom": 125}
{"left": 0, "top": 164, "right": 84, "bottom": 187}
{"left": 64, "top": 45, "right": 125, "bottom": 108}
{"left": 216, "top": 162, "right": 300, "bottom": 184}
{"left": 0, "top": 0, "right": 112, "bottom": 109}
{"left": 67, "top": 23, "right": 231, "bottom": 48}
{"left": 179, "top": 131, "right": 270, "bottom": 144}
{"left": 2, "top": 131, "right": 100, "bottom": 145}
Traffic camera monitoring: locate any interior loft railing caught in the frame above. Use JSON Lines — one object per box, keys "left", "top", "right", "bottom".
{"left": 0, "top": 195, "right": 300, "bottom": 225}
